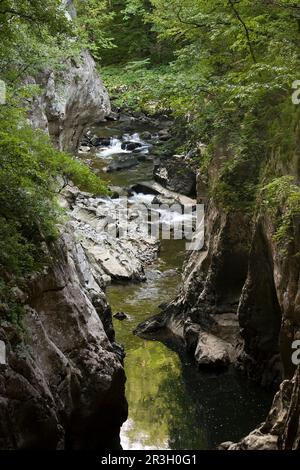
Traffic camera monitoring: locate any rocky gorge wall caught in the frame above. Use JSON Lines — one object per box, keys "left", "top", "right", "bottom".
{"left": 28, "top": 49, "right": 111, "bottom": 153}
{"left": 136, "top": 132, "right": 300, "bottom": 449}
{"left": 0, "top": 227, "right": 127, "bottom": 449}
{"left": 0, "top": 5, "right": 128, "bottom": 449}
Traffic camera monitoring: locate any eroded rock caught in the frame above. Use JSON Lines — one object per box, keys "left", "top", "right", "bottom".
{"left": 28, "top": 50, "right": 110, "bottom": 152}
{"left": 153, "top": 154, "right": 197, "bottom": 197}
{"left": 0, "top": 227, "right": 127, "bottom": 449}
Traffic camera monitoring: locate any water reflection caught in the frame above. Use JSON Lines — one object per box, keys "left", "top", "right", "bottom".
{"left": 107, "top": 240, "right": 273, "bottom": 450}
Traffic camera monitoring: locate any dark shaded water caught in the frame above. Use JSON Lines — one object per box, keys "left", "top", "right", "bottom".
{"left": 85, "top": 120, "right": 274, "bottom": 450}
{"left": 107, "top": 240, "right": 273, "bottom": 450}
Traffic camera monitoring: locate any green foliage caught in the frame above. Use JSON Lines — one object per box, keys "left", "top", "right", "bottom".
{"left": 74, "top": 0, "right": 116, "bottom": 60}
{"left": 57, "top": 154, "right": 109, "bottom": 194}
{"left": 261, "top": 176, "right": 300, "bottom": 248}
{"left": 0, "top": 283, "right": 26, "bottom": 326}
{"left": 0, "top": 102, "right": 108, "bottom": 322}
{"left": 100, "top": 0, "right": 300, "bottom": 222}
{"left": 0, "top": 1, "right": 110, "bottom": 325}
{"left": 0, "top": 0, "right": 78, "bottom": 83}
{"left": 101, "top": 64, "right": 173, "bottom": 113}
{"left": 93, "top": 0, "right": 172, "bottom": 65}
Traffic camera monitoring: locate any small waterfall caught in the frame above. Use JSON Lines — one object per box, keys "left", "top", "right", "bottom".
{"left": 96, "top": 133, "right": 150, "bottom": 158}
{"left": 97, "top": 137, "right": 130, "bottom": 158}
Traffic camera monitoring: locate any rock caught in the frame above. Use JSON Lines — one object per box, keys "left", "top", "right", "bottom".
{"left": 107, "top": 155, "right": 138, "bottom": 172}
{"left": 69, "top": 191, "right": 160, "bottom": 283}
{"left": 223, "top": 430, "right": 278, "bottom": 450}
{"left": 91, "top": 136, "right": 111, "bottom": 147}
{"left": 78, "top": 145, "right": 91, "bottom": 153}
{"left": 134, "top": 313, "right": 167, "bottom": 337}
{"left": 0, "top": 227, "right": 128, "bottom": 450}
{"left": 238, "top": 220, "right": 284, "bottom": 386}
{"left": 132, "top": 145, "right": 150, "bottom": 154}
{"left": 27, "top": 49, "right": 110, "bottom": 152}
{"left": 152, "top": 195, "right": 178, "bottom": 206}
{"left": 130, "top": 181, "right": 196, "bottom": 208}
{"left": 112, "top": 342, "right": 126, "bottom": 362}
{"left": 158, "top": 131, "right": 171, "bottom": 142}
{"left": 114, "top": 312, "right": 129, "bottom": 321}
{"left": 141, "top": 131, "right": 152, "bottom": 140}
{"left": 121, "top": 141, "right": 142, "bottom": 151}
{"left": 60, "top": 185, "right": 80, "bottom": 208}
{"left": 153, "top": 154, "right": 196, "bottom": 197}
{"left": 107, "top": 111, "right": 119, "bottom": 121}
{"left": 194, "top": 332, "right": 231, "bottom": 369}
{"left": 109, "top": 186, "right": 128, "bottom": 198}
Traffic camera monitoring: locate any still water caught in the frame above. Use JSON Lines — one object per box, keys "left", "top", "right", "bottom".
{"left": 107, "top": 240, "right": 273, "bottom": 450}
{"left": 86, "top": 120, "right": 273, "bottom": 450}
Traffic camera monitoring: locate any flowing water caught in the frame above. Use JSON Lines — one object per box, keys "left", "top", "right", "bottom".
{"left": 82, "top": 119, "right": 274, "bottom": 450}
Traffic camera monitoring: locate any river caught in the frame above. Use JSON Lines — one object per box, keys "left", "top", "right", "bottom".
{"left": 80, "top": 117, "right": 273, "bottom": 450}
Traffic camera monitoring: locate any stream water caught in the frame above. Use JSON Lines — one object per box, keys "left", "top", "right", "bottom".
{"left": 81, "top": 118, "right": 274, "bottom": 450}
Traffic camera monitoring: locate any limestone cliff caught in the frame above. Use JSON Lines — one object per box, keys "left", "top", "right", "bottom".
{"left": 28, "top": 49, "right": 111, "bottom": 152}
{"left": 0, "top": 227, "right": 127, "bottom": 449}
{"left": 0, "top": 3, "right": 127, "bottom": 449}
{"left": 27, "top": 0, "right": 110, "bottom": 153}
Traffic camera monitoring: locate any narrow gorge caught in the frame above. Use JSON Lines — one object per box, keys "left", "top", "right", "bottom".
{"left": 0, "top": 0, "right": 299, "bottom": 456}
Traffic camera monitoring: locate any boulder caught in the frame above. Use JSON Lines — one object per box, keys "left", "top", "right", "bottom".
{"left": 28, "top": 51, "right": 110, "bottom": 152}
{"left": 78, "top": 145, "right": 91, "bottom": 153}
{"left": 106, "top": 155, "right": 138, "bottom": 172}
{"left": 194, "top": 332, "right": 231, "bottom": 369}
{"left": 153, "top": 155, "right": 197, "bottom": 197}
{"left": 130, "top": 181, "right": 196, "bottom": 208}
{"left": 114, "top": 312, "right": 129, "bottom": 321}
{"left": 121, "top": 141, "right": 142, "bottom": 151}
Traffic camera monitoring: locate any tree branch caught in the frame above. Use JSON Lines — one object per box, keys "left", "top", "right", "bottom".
{"left": 228, "top": 0, "right": 257, "bottom": 63}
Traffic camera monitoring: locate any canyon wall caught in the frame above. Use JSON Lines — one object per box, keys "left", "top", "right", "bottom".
{"left": 0, "top": 3, "right": 127, "bottom": 449}
{"left": 28, "top": 49, "right": 111, "bottom": 153}
{"left": 0, "top": 227, "right": 127, "bottom": 449}
{"left": 136, "top": 129, "right": 300, "bottom": 449}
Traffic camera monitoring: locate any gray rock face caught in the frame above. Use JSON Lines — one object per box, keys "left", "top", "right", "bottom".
{"left": 28, "top": 50, "right": 111, "bottom": 152}
{"left": 63, "top": 187, "right": 160, "bottom": 284}
{"left": 136, "top": 134, "right": 300, "bottom": 448}
{"left": 0, "top": 227, "right": 127, "bottom": 449}
{"left": 153, "top": 154, "right": 197, "bottom": 197}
